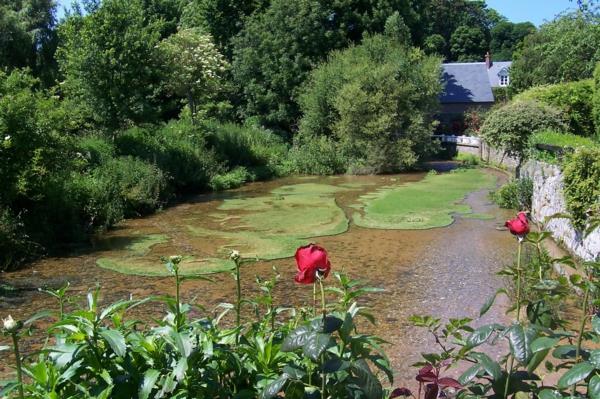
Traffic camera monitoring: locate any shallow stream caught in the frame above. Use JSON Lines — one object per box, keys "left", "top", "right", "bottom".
{"left": 0, "top": 168, "right": 515, "bottom": 384}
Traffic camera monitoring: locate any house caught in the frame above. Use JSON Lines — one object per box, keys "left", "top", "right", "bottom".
{"left": 438, "top": 53, "right": 511, "bottom": 126}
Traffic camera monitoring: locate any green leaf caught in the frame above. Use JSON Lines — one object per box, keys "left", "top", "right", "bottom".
{"left": 589, "top": 375, "right": 600, "bottom": 399}
{"left": 282, "top": 326, "right": 311, "bottom": 352}
{"left": 466, "top": 324, "right": 497, "bottom": 349}
{"left": 593, "top": 315, "right": 600, "bottom": 335}
{"left": 480, "top": 289, "right": 506, "bottom": 316}
{"left": 590, "top": 350, "right": 600, "bottom": 368}
{"left": 98, "top": 329, "right": 126, "bottom": 357}
{"left": 557, "top": 361, "right": 595, "bottom": 389}
{"left": 303, "top": 333, "right": 331, "bottom": 361}
{"left": 459, "top": 364, "right": 481, "bottom": 385}
{"left": 139, "top": 369, "right": 160, "bottom": 399}
{"left": 507, "top": 324, "right": 534, "bottom": 365}
{"left": 538, "top": 389, "right": 562, "bottom": 399}
{"left": 531, "top": 337, "right": 560, "bottom": 353}
{"left": 310, "top": 316, "right": 343, "bottom": 333}
{"left": 0, "top": 382, "right": 18, "bottom": 397}
{"left": 352, "top": 359, "right": 383, "bottom": 399}
{"left": 259, "top": 375, "right": 288, "bottom": 399}
{"left": 282, "top": 365, "right": 306, "bottom": 380}
{"left": 471, "top": 352, "right": 502, "bottom": 380}
{"left": 527, "top": 348, "right": 551, "bottom": 374}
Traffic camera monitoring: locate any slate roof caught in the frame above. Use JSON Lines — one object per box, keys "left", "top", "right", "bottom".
{"left": 440, "top": 61, "right": 512, "bottom": 104}
{"left": 487, "top": 61, "right": 512, "bottom": 88}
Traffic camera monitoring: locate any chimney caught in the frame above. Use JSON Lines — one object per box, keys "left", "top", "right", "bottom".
{"left": 485, "top": 52, "right": 492, "bottom": 69}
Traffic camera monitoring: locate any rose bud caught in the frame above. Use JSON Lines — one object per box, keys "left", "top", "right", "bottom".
{"left": 3, "top": 315, "right": 17, "bottom": 333}
{"left": 294, "top": 244, "right": 331, "bottom": 284}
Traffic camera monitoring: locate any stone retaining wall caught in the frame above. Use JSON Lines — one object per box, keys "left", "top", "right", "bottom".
{"left": 522, "top": 161, "right": 599, "bottom": 261}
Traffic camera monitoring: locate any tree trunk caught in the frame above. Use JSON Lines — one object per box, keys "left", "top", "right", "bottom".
{"left": 187, "top": 90, "right": 196, "bottom": 125}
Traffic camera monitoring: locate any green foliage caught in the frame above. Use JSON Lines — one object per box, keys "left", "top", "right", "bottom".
{"left": 115, "top": 120, "right": 222, "bottom": 192}
{"left": 562, "top": 147, "right": 600, "bottom": 229}
{"left": 450, "top": 25, "right": 488, "bottom": 62}
{"left": 4, "top": 265, "right": 390, "bottom": 398}
{"left": 56, "top": 0, "right": 167, "bottom": 131}
{"left": 511, "top": 13, "right": 600, "bottom": 92}
{"left": 157, "top": 28, "right": 228, "bottom": 121}
{"left": 593, "top": 62, "right": 600, "bottom": 138}
{"left": 531, "top": 130, "right": 599, "bottom": 150}
{"left": 423, "top": 34, "right": 446, "bottom": 56}
{"left": 514, "top": 80, "right": 595, "bottom": 137}
{"left": 209, "top": 167, "right": 254, "bottom": 191}
{"left": 480, "top": 100, "right": 568, "bottom": 174}
{"left": 0, "top": 208, "right": 39, "bottom": 271}
{"left": 285, "top": 135, "right": 348, "bottom": 176}
{"left": 204, "top": 121, "right": 289, "bottom": 178}
{"left": 491, "top": 178, "right": 533, "bottom": 210}
{"left": 298, "top": 35, "right": 441, "bottom": 174}
{"left": 490, "top": 21, "right": 536, "bottom": 61}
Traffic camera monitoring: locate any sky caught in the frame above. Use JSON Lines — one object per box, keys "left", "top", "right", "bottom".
{"left": 485, "top": 0, "right": 577, "bottom": 25}
{"left": 55, "top": 0, "right": 578, "bottom": 26}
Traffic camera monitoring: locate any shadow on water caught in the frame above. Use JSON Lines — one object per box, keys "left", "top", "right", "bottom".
{"left": 0, "top": 169, "right": 514, "bottom": 384}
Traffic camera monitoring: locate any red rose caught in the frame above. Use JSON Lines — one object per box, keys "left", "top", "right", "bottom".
{"left": 505, "top": 212, "right": 529, "bottom": 237}
{"left": 294, "top": 244, "right": 331, "bottom": 284}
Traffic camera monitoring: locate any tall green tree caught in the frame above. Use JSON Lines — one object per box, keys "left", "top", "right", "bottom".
{"left": 450, "top": 25, "right": 488, "bottom": 62}
{"left": 511, "top": 13, "right": 600, "bottom": 92}
{"left": 0, "top": 0, "right": 58, "bottom": 85}
{"left": 490, "top": 21, "right": 536, "bottom": 61}
{"left": 57, "top": 0, "right": 167, "bottom": 133}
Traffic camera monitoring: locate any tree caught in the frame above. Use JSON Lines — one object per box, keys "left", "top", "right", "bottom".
{"left": 423, "top": 34, "right": 446, "bottom": 56}
{"left": 0, "top": 0, "right": 58, "bottom": 85}
{"left": 157, "top": 28, "right": 228, "bottom": 123}
{"left": 232, "top": 0, "right": 346, "bottom": 132}
{"left": 480, "top": 101, "right": 567, "bottom": 177}
{"left": 450, "top": 25, "right": 488, "bottom": 62}
{"left": 511, "top": 13, "right": 600, "bottom": 92}
{"left": 57, "top": 0, "right": 167, "bottom": 133}
{"left": 298, "top": 35, "right": 441, "bottom": 174}
{"left": 384, "top": 11, "right": 411, "bottom": 46}
{"left": 490, "top": 21, "right": 536, "bottom": 61}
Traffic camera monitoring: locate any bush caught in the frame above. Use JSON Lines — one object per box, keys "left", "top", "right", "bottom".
{"left": 530, "top": 130, "right": 599, "bottom": 163}
{"left": 0, "top": 208, "right": 39, "bottom": 271}
{"left": 284, "top": 135, "right": 347, "bottom": 175}
{"left": 76, "top": 136, "right": 116, "bottom": 168}
{"left": 209, "top": 167, "right": 254, "bottom": 191}
{"left": 480, "top": 100, "right": 567, "bottom": 176}
{"left": 562, "top": 147, "right": 600, "bottom": 229}
{"left": 92, "top": 157, "right": 168, "bottom": 218}
{"left": 593, "top": 62, "right": 600, "bottom": 138}
{"left": 297, "top": 35, "right": 441, "bottom": 174}
{"left": 514, "top": 80, "right": 595, "bottom": 137}
{"left": 115, "top": 119, "right": 222, "bottom": 192}
{"left": 491, "top": 178, "right": 533, "bottom": 210}
{"left": 203, "top": 121, "right": 288, "bottom": 179}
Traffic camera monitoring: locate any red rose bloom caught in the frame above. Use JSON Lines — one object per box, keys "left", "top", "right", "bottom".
{"left": 294, "top": 244, "right": 331, "bottom": 284}
{"left": 505, "top": 212, "right": 529, "bottom": 237}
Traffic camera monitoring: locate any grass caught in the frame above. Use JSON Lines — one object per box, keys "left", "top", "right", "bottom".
{"left": 353, "top": 168, "right": 496, "bottom": 229}
{"left": 531, "top": 130, "right": 599, "bottom": 149}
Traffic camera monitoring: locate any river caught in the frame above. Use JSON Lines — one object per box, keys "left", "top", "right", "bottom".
{"left": 0, "top": 168, "right": 514, "bottom": 385}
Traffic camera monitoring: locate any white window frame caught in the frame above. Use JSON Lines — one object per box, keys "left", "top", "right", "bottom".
{"left": 498, "top": 71, "right": 510, "bottom": 87}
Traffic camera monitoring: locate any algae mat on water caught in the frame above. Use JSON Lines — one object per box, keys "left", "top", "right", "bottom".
{"left": 353, "top": 169, "right": 496, "bottom": 229}
{"left": 96, "top": 183, "right": 350, "bottom": 276}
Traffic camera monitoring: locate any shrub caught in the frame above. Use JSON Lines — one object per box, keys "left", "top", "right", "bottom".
{"left": 203, "top": 120, "right": 288, "bottom": 178}
{"left": 76, "top": 136, "right": 116, "bottom": 168}
{"left": 0, "top": 208, "right": 39, "bottom": 271}
{"left": 593, "top": 62, "right": 600, "bottom": 138}
{"left": 480, "top": 100, "right": 567, "bottom": 176}
{"left": 93, "top": 157, "right": 168, "bottom": 218}
{"left": 298, "top": 35, "right": 441, "bottom": 174}
{"left": 284, "top": 135, "right": 347, "bottom": 175}
{"left": 491, "top": 178, "right": 533, "bottom": 210}
{"left": 116, "top": 119, "right": 222, "bottom": 192}
{"left": 530, "top": 130, "right": 599, "bottom": 163}
{"left": 209, "top": 167, "right": 254, "bottom": 191}
{"left": 562, "top": 147, "right": 600, "bottom": 230}
{"left": 514, "top": 80, "right": 595, "bottom": 137}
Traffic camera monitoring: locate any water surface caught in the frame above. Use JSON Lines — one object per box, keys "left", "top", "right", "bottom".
{"left": 0, "top": 170, "right": 514, "bottom": 385}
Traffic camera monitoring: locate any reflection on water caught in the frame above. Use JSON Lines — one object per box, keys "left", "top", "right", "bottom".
{"left": 0, "top": 170, "right": 514, "bottom": 384}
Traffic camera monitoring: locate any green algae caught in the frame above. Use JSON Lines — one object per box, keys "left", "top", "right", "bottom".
{"left": 462, "top": 213, "right": 495, "bottom": 220}
{"left": 353, "top": 169, "right": 496, "bottom": 230}
{"left": 97, "top": 256, "right": 234, "bottom": 276}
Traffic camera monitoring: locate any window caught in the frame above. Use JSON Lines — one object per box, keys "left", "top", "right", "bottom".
{"left": 499, "top": 74, "right": 509, "bottom": 87}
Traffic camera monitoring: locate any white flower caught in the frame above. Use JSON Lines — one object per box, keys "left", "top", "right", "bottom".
{"left": 4, "top": 135, "right": 10, "bottom": 141}
{"left": 230, "top": 250, "right": 240, "bottom": 260}
{"left": 3, "top": 315, "right": 17, "bottom": 332}
{"left": 169, "top": 255, "right": 183, "bottom": 264}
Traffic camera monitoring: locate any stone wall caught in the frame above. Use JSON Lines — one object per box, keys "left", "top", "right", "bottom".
{"left": 522, "top": 161, "right": 600, "bottom": 261}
